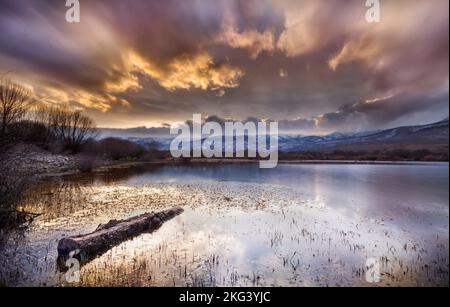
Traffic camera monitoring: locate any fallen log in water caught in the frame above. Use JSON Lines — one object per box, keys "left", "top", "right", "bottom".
{"left": 57, "top": 207, "right": 183, "bottom": 269}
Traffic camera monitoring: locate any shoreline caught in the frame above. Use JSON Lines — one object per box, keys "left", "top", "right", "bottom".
{"left": 2, "top": 143, "right": 447, "bottom": 181}
{"left": 42, "top": 158, "right": 449, "bottom": 178}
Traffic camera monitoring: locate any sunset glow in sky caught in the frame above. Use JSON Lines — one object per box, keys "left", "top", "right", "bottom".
{"left": 0, "top": 0, "right": 448, "bottom": 132}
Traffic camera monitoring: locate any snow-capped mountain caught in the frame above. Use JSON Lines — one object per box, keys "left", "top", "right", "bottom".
{"left": 100, "top": 119, "right": 449, "bottom": 152}
{"left": 278, "top": 119, "right": 449, "bottom": 151}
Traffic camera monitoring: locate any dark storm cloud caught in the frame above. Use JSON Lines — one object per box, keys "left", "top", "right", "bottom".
{"left": 0, "top": 0, "right": 448, "bottom": 130}
{"left": 316, "top": 92, "right": 449, "bottom": 132}
{"left": 192, "top": 91, "right": 449, "bottom": 134}
{"left": 0, "top": 0, "right": 127, "bottom": 90}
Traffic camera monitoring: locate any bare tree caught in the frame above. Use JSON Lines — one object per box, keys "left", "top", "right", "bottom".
{"left": 36, "top": 106, "right": 98, "bottom": 152}
{"left": 65, "top": 111, "right": 98, "bottom": 151}
{"left": 0, "top": 78, "right": 33, "bottom": 135}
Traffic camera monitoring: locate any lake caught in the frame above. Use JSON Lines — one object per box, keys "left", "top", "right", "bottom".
{"left": 0, "top": 162, "right": 448, "bottom": 286}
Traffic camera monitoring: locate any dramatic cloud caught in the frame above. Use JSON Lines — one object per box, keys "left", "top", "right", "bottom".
{"left": 128, "top": 51, "right": 244, "bottom": 92}
{"left": 217, "top": 18, "right": 276, "bottom": 59}
{"left": 328, "top": 37, "right": 382, "bottom": 71}
{"left": 326, "top": 0, "right": 449, "bottom": 96}
{"left": 0, "top": 0, "right": 448, "bottom": 130}
{"left": 178, "top": 89, "right": 448, "bottom": 135}
{"left": 314, "top": 92, "right": 449, "bottom": 133}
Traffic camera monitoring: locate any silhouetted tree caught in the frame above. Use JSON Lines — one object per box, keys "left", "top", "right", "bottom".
{"left": 36, "top": 106, "right": 97, "bottom": 152}
{"left": 0, "top": 78, "right": 33, "bottom": 135}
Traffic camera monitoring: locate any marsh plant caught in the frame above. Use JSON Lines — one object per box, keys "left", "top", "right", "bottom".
{"left": 0, "top": 165, "right": 32, "bottom": 230}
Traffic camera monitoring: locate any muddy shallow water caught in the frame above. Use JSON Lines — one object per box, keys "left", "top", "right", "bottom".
{"left": 0, "top": 162, "right": 448, "bottom": 286}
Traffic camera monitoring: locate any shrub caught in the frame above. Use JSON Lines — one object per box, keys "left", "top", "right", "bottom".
{"left": 76, "top": 155, "right": 96, "bottom": 173}
{"left": 0, "top": 170, "right": 29, "bottom": 212}
{"left": 91, "top": 137, "right": 147, "bottom": 160}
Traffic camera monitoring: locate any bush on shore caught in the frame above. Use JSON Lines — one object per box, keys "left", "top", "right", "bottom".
{"left": 76, "top": 155, "right": 97, "bottom": 173}
{"left": 82, "top": 137, "right": 147, "bottom": 160}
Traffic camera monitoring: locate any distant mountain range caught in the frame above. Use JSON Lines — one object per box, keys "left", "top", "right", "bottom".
{"left": 278, "top": 119, "right": 449, "bottom": 152}
{"left": 98, "top": 119, "right": 449, "bottom": 153}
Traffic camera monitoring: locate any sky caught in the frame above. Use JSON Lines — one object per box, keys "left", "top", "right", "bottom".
{"left": 0, "top": 0, "right": 448, "bottom": 133}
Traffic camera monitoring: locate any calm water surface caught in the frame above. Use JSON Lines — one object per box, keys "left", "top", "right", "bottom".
{"left": 0, "top": 163, "right": 448, "bottom": 286}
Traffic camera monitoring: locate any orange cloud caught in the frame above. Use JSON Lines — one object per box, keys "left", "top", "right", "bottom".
{"left": 277, "top": 22, "right": 322, "bottom": 57}
{"left": 35, "top": 48, "right": 246, "bottom": 112}
{"left": 104, "top": 73, "right": 141, "bottom": 93}
{"left": 217, "top": 22, "right": 275, "bottom": 59}
{"left": 37, "top": 86, "right": 130, "bottom": 112}
{"left": 328, "top": 37, "right": 383, "bottom": 71}
{"left": 128, "top": 51, "right": 244, "bottom": 92}
{"left": 76, "top": 91, "right": 130, "bottom": 112}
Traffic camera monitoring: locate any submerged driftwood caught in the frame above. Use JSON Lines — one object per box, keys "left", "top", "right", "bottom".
{"left": 57, "top": 207, "right": 183, "bottom": 269}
